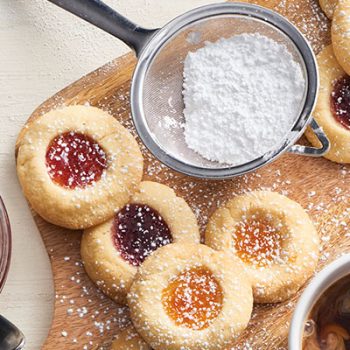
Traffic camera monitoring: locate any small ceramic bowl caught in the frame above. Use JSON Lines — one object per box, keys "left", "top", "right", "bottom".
{"left": 0, "top": 197, "right": 11, "bottom": 293}
{"left": 289, "top": 255, "right": 350, "bottom": 349}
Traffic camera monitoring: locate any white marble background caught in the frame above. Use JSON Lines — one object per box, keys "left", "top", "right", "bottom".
{"left": 0, "top": 0, "right": 221, "bottom": 348}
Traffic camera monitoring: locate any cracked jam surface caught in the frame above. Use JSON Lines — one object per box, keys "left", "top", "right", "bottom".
{"left": 46, "top": 131, "right": 108, "bottom": 189}
{"left": 234, "top": 215, "right": 284, "bottom": 267}
{"left": 162, "top": 267, "right": 223, "bottom": 330}
{"left": 331, "top": 75, "right": 350, "bottom": 130}
{"left": 112, "top": 204, "right": 173, "bottom": 267}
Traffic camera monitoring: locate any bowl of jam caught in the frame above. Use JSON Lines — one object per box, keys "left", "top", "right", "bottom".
{"left": 289, "top": 255, "right": 350, "bottom": 350}
{"left": 0, "top": 197, "right": 11, "bottom": 293}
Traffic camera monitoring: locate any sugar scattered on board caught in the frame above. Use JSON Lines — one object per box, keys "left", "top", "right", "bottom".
{"left": 183, "top": 33, "right": 306, "bottom": 165}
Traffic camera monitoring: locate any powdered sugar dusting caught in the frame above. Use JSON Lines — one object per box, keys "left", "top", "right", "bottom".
{"left": 183, "top": 33, "right": 306, "bottom": 165}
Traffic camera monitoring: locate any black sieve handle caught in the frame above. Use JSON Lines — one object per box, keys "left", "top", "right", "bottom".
{"left": 47, "top": 0, "right": 157, "bottom": 55}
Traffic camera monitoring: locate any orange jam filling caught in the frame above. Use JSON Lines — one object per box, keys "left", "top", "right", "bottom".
{"left": 162, "top": 267, "right": 223, "bottom": 330}
{"left": 234, "top": 216, "right": 283, "bottom": 266}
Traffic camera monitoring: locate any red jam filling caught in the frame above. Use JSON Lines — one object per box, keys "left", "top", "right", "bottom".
{"left": 331, "top": 75, "right": 350, "bottom": 130}
{"left": 46, "top": 132, "right": 107, "bottom": 189}
{"left": 162, "top": 267, "right": 223, "bottom": 330}
{"left": 112, "top": 204, "right": 173, "bottom": 266}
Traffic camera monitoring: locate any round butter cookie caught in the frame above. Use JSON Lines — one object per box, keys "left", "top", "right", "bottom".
{"left": 319, "top": 0, "right": 338, "bottom": 19}
{"left": 332, "top": 0, "right": 350, "bottom": 75}
{"left": 111, "top": 326, "right": 151, "bottom": 350}
{"left": 305, "top": 45, "right": 350, "bottom": 163}
{"left": 81, "top": 181, "right": 200, "bottom": 305}
{"left": 205, "top": 191, "right": 319, "bottom": 303}
{"left": 128, "top": 243, "right": 253, "bottom": 350}
{"left": 16, "top": 105, "right": 143, "bottom": 229}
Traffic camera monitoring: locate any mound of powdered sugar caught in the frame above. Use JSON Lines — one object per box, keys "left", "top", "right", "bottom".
{"left": 183, "top": 33, "right": 306, "bottom": 166}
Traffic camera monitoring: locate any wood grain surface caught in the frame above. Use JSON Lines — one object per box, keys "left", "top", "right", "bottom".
{"left": 16, "top": 0, "right": 350, "bottom": 349}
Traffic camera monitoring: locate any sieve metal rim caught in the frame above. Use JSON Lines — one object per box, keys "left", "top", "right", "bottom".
{"left": 131, "top": 2, "right": 321, "bottom": 179}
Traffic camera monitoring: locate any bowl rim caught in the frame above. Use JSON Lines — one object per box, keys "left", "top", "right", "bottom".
{"left": 289, "top": 254, "right": 350, "bottom": 349}
{"left": 0, "top": 196, "right": 12, "bottom": 293}
{"left": 131, "top": 2, "right": 319, "bottom": 179}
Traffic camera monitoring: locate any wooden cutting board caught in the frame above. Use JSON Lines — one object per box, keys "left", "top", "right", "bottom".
{"left": 16, "top": 1, "right": 350, "bottom": 349}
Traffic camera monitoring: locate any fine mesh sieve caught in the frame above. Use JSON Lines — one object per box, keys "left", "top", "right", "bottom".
{"left": 49, "top": 0, "right": 330, "bottom": 179}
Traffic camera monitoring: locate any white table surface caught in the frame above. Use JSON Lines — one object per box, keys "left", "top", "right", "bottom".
{"left": 0, "top": 0, "right": 221, "bottom": 348}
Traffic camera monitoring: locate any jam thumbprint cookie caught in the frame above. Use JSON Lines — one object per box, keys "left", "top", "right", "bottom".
{"left": 81, "top": 181, "right": 200, "bottom": 304}
{"left": 319, "top": 0, "right": 338, "bottom": 19}
{"left": 205, "top": 191, "right": 319, "bottom": 304}
{"left": 333, "top": 0, "right": 350, "bottom": 76}
{"left": 16, "top": 105, "right": 143, "bottom": 229}
{"left": 111, "top": 326, "right": 151, "bottom": 350}
{"left": 305, "top": 45, "right": 350, "bottom": 163}
{"left": 128, "top": 243, "right": 253, "bottom": 350}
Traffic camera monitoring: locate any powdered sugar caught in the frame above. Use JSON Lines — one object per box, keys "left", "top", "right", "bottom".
{"left": 183, "top": 33, "right": 306, "bottom": 166}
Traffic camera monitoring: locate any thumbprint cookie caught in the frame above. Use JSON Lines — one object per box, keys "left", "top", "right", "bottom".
{"left": 81, "top": 181, "right": 200, "bottom": 304}
{"left": 128, "top": 243, "right": 253, "bottom": 350}
{"left": 205, "top": 191, "right": 319, "bottom": 303}
{"left": 319, "top": 0, "right": 338, "bottom": 19}
{"left": 305, "top": 45, "right": 350, "bottom": 163}
{"left": 333, "top": 0, "right": 350, "bottom": 76}
{"left": 111, "top": 326, "right": 151, "bottom": 350}
{"left": 16, "top": 105, "right": 143, "bottom": 229}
